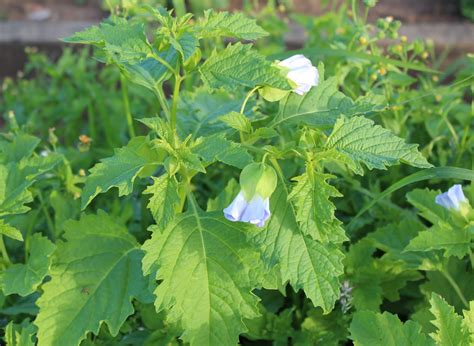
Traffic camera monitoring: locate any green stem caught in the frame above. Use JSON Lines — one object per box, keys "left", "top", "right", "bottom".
{"left": 469, "top": 247, "right": 474, "bottom": 271}
{"left": 351, "top": 0, "right": 358, "bottom": 24}
{"left": 120, "top": 74, "right": 136, "bottom": 138}
{"left": 37, "top": 191, "right": 56, "bottom": 242}
{"left": 171, "top": 73, "right": 183, "bottom": 132}
{"left": 240, "top": 86, "right": 260, "bottom": 114}
{"left": 440, "top": 268, "right": 469, "bottom": 308}
{"left": 0, "top": 235, "right": 11, "bottom": 266}
{"left": 154, "top": 85, "right": 171, "bottom": 120}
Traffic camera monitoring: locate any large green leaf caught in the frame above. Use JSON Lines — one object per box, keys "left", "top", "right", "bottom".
{"left": 143, "top": 174, "right": 180, "bottom": 231}
{"left": 288, "top": 171, "right": 347, "bottom": 243}
{"left": 270, "top": 78, "right": 383, "bottom": 129}
{"left": 429, "top": 293, "right": 471, "bottom": 346}
{"left": 349, "top": 311, "right": 434, "bottom": 345}
{"left": 252, "top": 183, "right": 344, "bottom": 313}
{"left": 35, "top": 211, "right": 148, "bottom": 346}
{"left": 193, "top": 134, "right": 253, "bottom": 169}
{"left": 1, "top": 233, "right": 55, "bottom": 296}
{"left": 198, "top": 10, "right": 268, "bottom": 40}
{"left": 325, "top": 116, "right": 432, "bottom": 174}
{"left": 200, "top": 42, "right": 291, "bottom": 91}
{"left": 81, "top": 136, "right": 161, "bottom": 209}
{"left": 142, "top": 201, "right": 261, "bottom": 345}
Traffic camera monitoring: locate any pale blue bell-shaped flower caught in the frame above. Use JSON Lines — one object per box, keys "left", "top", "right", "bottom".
{"left": 435, "top": 184, "right": 467, "bottom": 210}
{"left": 223, "top": 191, "right": 271, "bottom": 227}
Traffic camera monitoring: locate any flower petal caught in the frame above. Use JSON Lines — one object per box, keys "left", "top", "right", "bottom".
{"left": 223, "top": 191, "right": 248, "bottom": 222}
{"left": 240, "top": 196, "right": 270, "bottom": 227}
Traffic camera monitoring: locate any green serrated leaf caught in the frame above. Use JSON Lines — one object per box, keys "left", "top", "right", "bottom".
{"left": 2, "top": 234, "right": 55, "bottom": 296}
{"left": 349, "top": 311, "right": 434, "bottom": 345}
{"left": 0, "top": 133, "right": 40, "bottom": 164}
{"left": 252, "top": 183, "right": 344, "bottom": 313}
{"left": 219, "top": 111, "right": 252, "bottom": 133}
{"left": 325, "top": 116, "right": 432, "bottom": 174}
{"left": 0, "top": 219, "right": 23, "bottom": 241}
{"left": 463, "top": 302, "right": 474, "bottom": 336}
{"left": 64, "top": 18, "right": 150, "bottom": 63}
{"left": 0, "top": 154, "right": 62, "bottom": 217}
{"left": 142, "top": 201, "right": 261, "bottom": 345}
{"left": 170, "top": 32, "right": 199, "bottom": 62}
{"left": 5, "top": 319, "right": 36, "bottom": 346}
{"left": 270, "top": 78, "right": 384, "bottom": 129}
{"left": 122, "top": 49, "right": 178, "bottom": 91}
{"left": 35, "top": 211, "right": 148, "bottom": 346}
{"left": 368, "top": 219, "right": 436, "bottom": 270}
{"left": 143, "top": 175, "right": 180, "bottom": 230}
{"left": 81, "top": 137, "right": 161, "bottom": 209}
{"left": 200, "top": 42, "right": 291, "bottom": 91}
{"left": 429, "top": 293, "right": 471, "bottom": 346}
{"left": 288, "top": 171, "right": 347, "bottom": 243}
{"left": 193, "top": 134, "right": 253, "bottom": 169}
{"left": 198, "top": 10, "right": 268, "bottom": 40}
{"left": 405, "top": 223, "right": 471, "bottom": 259}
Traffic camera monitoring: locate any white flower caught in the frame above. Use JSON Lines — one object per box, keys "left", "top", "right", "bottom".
{"left": 278, "top": 54, "right": 319, "bottom": 95}
{"left": 223, "top": 191, "right": 271, "bottom": 227}
{"left": 435, "top": 184, "right": 467, "bottom": 210}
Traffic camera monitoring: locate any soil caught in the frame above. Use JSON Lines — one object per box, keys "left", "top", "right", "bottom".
{"left": 0, "top": 0, "right": 103, "bottom": 21}
{"left": 0, "top": 0, "right": 468, "bottom": 23}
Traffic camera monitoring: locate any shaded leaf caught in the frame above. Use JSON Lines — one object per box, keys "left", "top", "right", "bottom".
{"left": 35, "top": 211, "right": 148, "bottom": 346}
{"left": 2, "top": 234, "right": 55, "bottom": 296}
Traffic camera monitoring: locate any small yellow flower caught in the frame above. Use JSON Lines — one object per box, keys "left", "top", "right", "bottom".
{"left": 421, "top": 52, "right": 429, "bottom": 59}
{"left": 370, "top": 73, "right": 377, "bottom": 81}
{"left": 400, "top": 35, "right": 408, "bottom": 43}
{"left": 359, "top": 36, "right": 368, "bottom": 45}
{"left": 79, "top": 169, "right": 86, "bottom": 177}
{"left": 379, "top": 67, "right": 387, "bottom": 76}
{"left": 395, "top": 44, "right": 403, "bottom": 53}
{"left": 79, "top": 134, "right": 92, "bottom": 145}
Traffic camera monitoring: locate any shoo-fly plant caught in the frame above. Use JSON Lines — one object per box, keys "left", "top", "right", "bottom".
{"left": 2, "top": 2, "right": 474, "bottom": 346}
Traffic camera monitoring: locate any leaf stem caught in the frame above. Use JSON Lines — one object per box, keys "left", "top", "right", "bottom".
{"left": 120, "top": 74, "right": 136, "bottom": 138}
{"left": 240, "top": 86, "right": 260, "bottom": 114}
{"left": 0, "top": 235, "right": 11, "bottom": 267}
{"left": 440, "top": 268, "right": 469, "bottom": 308}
